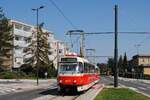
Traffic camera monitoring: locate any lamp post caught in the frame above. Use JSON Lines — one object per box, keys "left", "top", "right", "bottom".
{"left": 32, "top": 6, "right": 44, "bottom": 86}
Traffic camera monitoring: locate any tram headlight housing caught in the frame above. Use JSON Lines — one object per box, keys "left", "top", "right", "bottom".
{"left": 73, "top": 80, "right": 77, "bottom": 83}
{"left": 59, "top": 80, "right": 62, "bottom": 83}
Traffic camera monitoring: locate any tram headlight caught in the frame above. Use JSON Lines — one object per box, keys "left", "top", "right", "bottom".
{"left": 73, "top": 80, "right": 77, "bottom": 83}
{"left": 59, "top": 80, "right": 62, "bottom": 83}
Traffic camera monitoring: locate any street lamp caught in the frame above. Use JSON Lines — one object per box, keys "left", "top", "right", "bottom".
{"left": 32, "top": 6, "right": 44, "bottom": 86}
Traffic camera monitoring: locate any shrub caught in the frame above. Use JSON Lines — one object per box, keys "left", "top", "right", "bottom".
{"left": 20, "top": 64, "right": 33, "bottom": 74}
{"left": 0, "top": 71, "right": 18, "bottom": 79}
{"left": 143, "top": 75, "right": 150, "bottom": 80}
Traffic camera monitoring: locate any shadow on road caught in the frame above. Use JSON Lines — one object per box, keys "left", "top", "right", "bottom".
{"left": 39, "top": 88, "right": 82, "bottom": 97}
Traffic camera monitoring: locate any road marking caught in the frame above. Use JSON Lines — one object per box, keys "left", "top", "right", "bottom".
{"left": 138, "top": 87, "right": 146, "bottom": 90}
{"left": 147, "top": 86, "right": 150, "bottom": 89}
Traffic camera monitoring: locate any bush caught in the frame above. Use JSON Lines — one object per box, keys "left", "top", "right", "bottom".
{"left": 0, "top": 71, "right": 36, "bottom": 79}
{"left": 47, "top": 65, "right": 57, "bottom": 78}
{"left": 0, "top": 71, "right": 18, "bottom": 79}
{"left": 143, "top": 75, "right": 150, "bottom": 80}
{"left": 20, "top": 64, "right": 33, "bottom": 74}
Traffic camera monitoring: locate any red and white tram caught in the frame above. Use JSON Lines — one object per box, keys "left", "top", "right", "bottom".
{"left": 57, "top": 53, "right": 100, "bottom": 92}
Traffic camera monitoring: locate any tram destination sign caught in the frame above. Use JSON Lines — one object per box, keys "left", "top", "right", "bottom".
{"left": 61, "top": 58, "right": 77, "bottom": 62}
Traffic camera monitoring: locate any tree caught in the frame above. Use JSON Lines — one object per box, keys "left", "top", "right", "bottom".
{"left": 0, "top": 7, "right": 13, "bottom": 71}
{"left": 24, "top": 23, "right": 53, "bottom": 77}
{"left": 107, "top": 58, "right": 114, "bottom": 75}
{"left": 118, "top": 55, "right": 123, "bottom": 76}
{"left": 122, "top": 52, "right": 128, "bottom": 76}
{"left": 97, "top": 63, "right": 108, "bottom": 75}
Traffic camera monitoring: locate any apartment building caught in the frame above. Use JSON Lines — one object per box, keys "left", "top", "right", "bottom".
{"left": 130, "top": 54, "right": 150, "bottom": 75}
{"left": 7, "top": 20, "right": 68, "bottom": 69}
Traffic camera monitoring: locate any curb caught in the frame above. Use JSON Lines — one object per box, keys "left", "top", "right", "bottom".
{"left": 75, "top": 84, "right": 104, "bottom": 100}
{"left": 90, "top": 84, "right": 105, "bottom": 100}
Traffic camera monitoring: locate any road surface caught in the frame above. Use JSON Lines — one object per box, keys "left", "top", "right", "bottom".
{"left": 0, "top": 80, "right": 81, "bottom": 100}
{"left": 0, "top": 79, "right": 103, "bottom": 100}
{"left": 101, "top": 76, "right": 150, "bottom": 96}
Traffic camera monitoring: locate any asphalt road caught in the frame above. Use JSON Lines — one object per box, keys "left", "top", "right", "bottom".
{"left": 0, "top": 81, "right": 80, "bottom": 100}
{"left": 0, "top": 77, "right": 149, "bottom": 100}
{"left": 101, "top": 76, "right": 150, "bottom": 96}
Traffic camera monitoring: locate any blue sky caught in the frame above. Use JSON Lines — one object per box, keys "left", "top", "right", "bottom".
{"left": 1, "top": 0, "right": 150, "bottom": 63}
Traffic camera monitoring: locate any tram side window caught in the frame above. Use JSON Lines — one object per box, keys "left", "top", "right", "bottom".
{"left": 84, "top": 63, "right": 88, "bottom": 73}
{"left": 84, "top": 63, "right": 87, "bottom": 73}
{"left": 79, "top": 62, "right": 83, "bottom": 73}
{"left": 89, "top": 65, "right": 94, "bottom": 73}
{"left": 90, "top": 65, "right": 95, "bottom": 73}
{"left": 89, "top": 65, "right": 92, "bottom": 73}
{"left": 87, "top": 64, "right": 90, "bottom": 73}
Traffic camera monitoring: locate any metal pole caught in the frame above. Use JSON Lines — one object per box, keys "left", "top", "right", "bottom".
{"left": 36, "top": 9, "right": 39, "bottom": 86}
{"left": 56, "top": 41, "right": 59, "bottom": 70}
{"left": 32, "top": 6, "right": 44, "bottom": 86}
{"left": 114, "top": 5, "right": 118, "bottom": 87}
{"left": 80, "top": 32, "right": 85, "bottom": 57}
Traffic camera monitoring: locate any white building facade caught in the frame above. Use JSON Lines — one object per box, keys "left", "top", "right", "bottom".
{"left": 10, "top": 20, "right": 68, "bottom": 69}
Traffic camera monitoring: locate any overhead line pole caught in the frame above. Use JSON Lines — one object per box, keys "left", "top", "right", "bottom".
{"left": 114, "top": 5, "right": 118, "bottom": 88}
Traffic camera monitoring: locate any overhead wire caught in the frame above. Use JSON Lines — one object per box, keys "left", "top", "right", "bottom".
{"left": 126, "top": 34, "right": 150, "bottom": 55}
{"left": 48, "top": 0, "right": 77, "bottom": 29}
{"left": 47, "top": 0, "right": 150, "bottom": 55}
{"left": 48, "top": 0, "right": 80, "bottom": 50}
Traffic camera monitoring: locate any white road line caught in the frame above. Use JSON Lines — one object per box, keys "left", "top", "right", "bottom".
{"left": 147, "top": 86, "right": 150, "bottom": 89}
{"left": 138, "top": 87, "right": 147, "bottom": 90}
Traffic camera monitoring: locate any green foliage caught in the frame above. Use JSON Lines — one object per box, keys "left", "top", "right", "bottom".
{"left": 20, "top": 64, "right": 33, "bottom": 75}
{"left": 97, "top": 63, "right": 108, "bottom": 75}
{"left": 118, "top": 55, "right": 123, "bottom": 76}
{"left": 0, "top": 71, "right": 36, "bottom": 79}
{"left": 0, "top": 7, "right": 13, "bottom": 70}
{"left": 123, "top": 53, "right": 128, "bottom": 69}
{"left": 47, "top": 64, "right": 57, "bottom": 78}
{"left": 24, "top": 23, "right": 51, "bottom": 67}
{"left": 0, "top": 71, "right": 20, "bottom": 79}
{"left": 20, "top": 63, "right": 56, "bottom": 78}
{"left": 143, "top": 75, "right": 150, "bottom": 80}
{"left": 107, "top": 58, "right": 114, "bottom": 75}
{"left": 22, "top": 23, "right": 57, "bottom": 78}
{"left": 95, "top": 88, "right": 150, "bottom": 100}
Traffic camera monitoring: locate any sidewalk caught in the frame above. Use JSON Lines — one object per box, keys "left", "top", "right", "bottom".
{"left": 0, "top": 79, "right": 56, "bottom": 96}
{"left": 0, "top": 79, "right": 56, "bottom": 83}
{"left": 118, "top": 77, "right": 150, "bottom": 84}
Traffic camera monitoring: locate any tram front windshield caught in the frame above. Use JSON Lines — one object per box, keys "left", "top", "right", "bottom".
{"left": 59, "top": 63, "right": 78, "bottom": 73}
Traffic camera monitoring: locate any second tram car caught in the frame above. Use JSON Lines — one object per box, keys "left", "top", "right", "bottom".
{"left": 57, "top": 53, "right": 100, "bottom": 92}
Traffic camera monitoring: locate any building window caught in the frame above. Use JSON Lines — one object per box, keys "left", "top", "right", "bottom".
{"left": 142, "top": 58, "right": 145, "bottom": 62}
{"left": 15, "top": 45, "right": 22, "bottom": 50}
{"left": 15, "top": 35, "right": 22, "bottom": 41}
{"left": 24, "top": 37, "right": 31, "bottom": 43}
{"left": 148, "top": 58, "right": 150, "bottom": 62}
{"left": 23, "top": 26, "right": 31, "bottom": 32}
{"left": 15, "top": 23, "right": 22, "bottom": 30}
{"left": 59, "top": 49, "right": 62, "bottom": 54}
{"left": 48, "top": 51, "right": 52, "bottom": 55}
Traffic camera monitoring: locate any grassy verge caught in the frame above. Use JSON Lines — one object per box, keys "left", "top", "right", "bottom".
{"left": 95, "top": 88, "right": 150, "bottom": 100}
